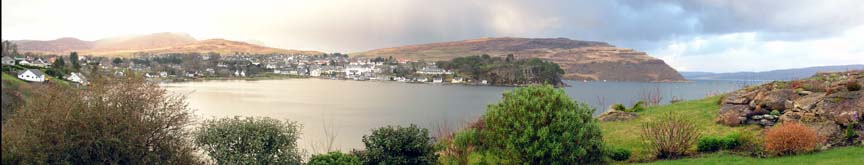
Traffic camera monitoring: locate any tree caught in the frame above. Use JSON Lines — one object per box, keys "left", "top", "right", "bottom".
{"left": 112, "top": 58, "right": 123, "bottom": 65}
{"left": 482, "top": 85, "right": 605, "bottom": 164}
{"left": 1, "top": 41, "right": 18, "bottom": 57}
{"left": 1, "top": 73, "right": 200, "bottom": 164}
{"left": 70, "top": 52, "right": 81, "bottom": 70}
{"left": 53, "top": 56, "right": 66, "bottom": 68}
{"left": 193, "top": 116, "right": 303, "bottom": 164}
{"left": 361, "top": 124, "right": 437, "bottom": 164}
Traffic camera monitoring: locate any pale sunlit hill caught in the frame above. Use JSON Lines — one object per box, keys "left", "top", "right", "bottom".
{"left": 352, "top": 37, "right": 685, "bottom": 82}
{"left": 12, "top": 32, "right": 324, "bottom": 57}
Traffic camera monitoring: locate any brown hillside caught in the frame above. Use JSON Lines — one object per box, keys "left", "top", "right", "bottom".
{"left": 353, "top": 37, "right": 685, "bottom": 82}
{"left": 11, "top": 33, "right": 323, "bottom": 56}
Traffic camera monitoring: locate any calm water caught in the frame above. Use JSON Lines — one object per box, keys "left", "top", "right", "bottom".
{"left": 162, "top": 79, "right": 762, "bottom": 152}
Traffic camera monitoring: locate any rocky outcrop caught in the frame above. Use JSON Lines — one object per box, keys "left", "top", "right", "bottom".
{"left": 718, "top": 70, "right": 864, "bottom": 146}
{"left": 597, "top": 108, "right": 638, "bottom": 122}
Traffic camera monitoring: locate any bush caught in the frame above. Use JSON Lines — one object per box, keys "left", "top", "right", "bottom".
{"left": 1, "top": 74, "right": 199, "bottom": 164}
{"left": 612, "top": 103, "right": 627, "bottom": 111}
{"left": 362, "top": 124, "right": 437, "bottom": 164}
{"left": 642, "top": 112, "right": 701, "bottom": 159}
{"left": 770, "top": 110, "right": 781, "bottom": 116}
{"left": 698, "top": 136, "right": 725, "bottom": 152}
{"left": 482, "top": 85, "right": 605, "bottom": 164}
{"left": 630, "top": 101, "right": 647, "bottom": 112}
{"left": 194, "top": 116, "right": 302, "bottom": 164}
{"left": 847, "top": 81, "right": 861, "bottom": 91}
{"left": 308, "top": 151, "right": 361, "bottom": 165}
{"left": 698, "top": 136, "right": 739, "bottom": 152}
{"left": 764, "top": 122, "right": 819, "bottom": 156}
{"left": 608, "top": 148, "right": 631, "bottom": 161}
{"left": 438, "top": 128, "right": 480, "bottom": 164}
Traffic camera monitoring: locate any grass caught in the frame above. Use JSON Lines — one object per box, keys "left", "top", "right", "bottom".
{"left": 641, "top": 146, "right": 864, "bottom": 165}
{"left": 600, "top": 96, "right": 762, "bottom": 162}
{"left": 2, "top": 72, "right": 27, "bottom": 88}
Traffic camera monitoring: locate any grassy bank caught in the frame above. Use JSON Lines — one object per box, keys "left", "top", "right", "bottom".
{"left": 601, "top": 96, "right": 761, "bottom": 161}
{"left": 641, "top": 146, "right": 864, "bottom": 165}
{"left": 600, "top": 96, "right": 863, "bottom": 164}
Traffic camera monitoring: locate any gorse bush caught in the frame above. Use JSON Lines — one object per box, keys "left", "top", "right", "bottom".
{"left": 1, "top": 73, "right": 200, "bottom": 164}
{"left": 608, "top": 148, "right": 631, "bottom": 161}
{"left": 482, "top": 85, "right": 605, "bottom": 164}
{"left": 764, "top": 122, "right": 819, "bottom": 156}
{"left": 194, "top": 116, "right": 302, "bottom": 164}
{"left": 361, "top": 124, "right": 437, "bottom": 164}
{"left": 308, "top": 151, "right": 361, "bottom": 165}
{"left": 642, "top": 112, "right": 701, "bottom": 159}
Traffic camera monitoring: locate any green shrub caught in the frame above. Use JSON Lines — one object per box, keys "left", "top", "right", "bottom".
{"left": 194, "top": 116, "right": 302, "bottom": 164}
{"left": 467, "top": 151, "right": 510, "bottom": 164}
{"left": 698, "top": 136, "right": 725, "bottom": 152}
{"left": 630, "top": 101, "right": 647, "bottom": 112}
{"left": 847, "top": 82, "right": 861, "bottom": 91}
{"left": 482, "top": 85, "right": 605, "bottom": 164}
{"left": 612, "top": 104, "right": 627, "bottom": 111}
{"left": 847, "top": 123, "right": 859, "bottom": 140}
{"left": 362, "top": 124, "right": 437, "bottom": 164}
{"left": 699, "top": 134, "right": 744, "bottom": 153}
{"left": 308, "top": 151, "right": 361, "bottom": 165}
{"left": 608, "top": 148, "right": 631, "bottom": 161}
{"left": 437, "top": 128, "right": 480, "bottom": 164}
{"left": 770, "top": 110, "right": 781, "bottom": 116}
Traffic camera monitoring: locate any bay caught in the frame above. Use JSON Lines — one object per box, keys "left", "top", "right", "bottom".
{"left": 163, "top": 79, "right": 763, "bottom": 153}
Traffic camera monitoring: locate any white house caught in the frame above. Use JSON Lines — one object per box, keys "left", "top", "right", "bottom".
{"left": 1, "top": 56, "right": 14, "bottom": 65}
{"left": 17, "top": 69, "right": 45, "bottom": 82}
{"left": 66, "top": 72, "right": 87, "bottom": 84}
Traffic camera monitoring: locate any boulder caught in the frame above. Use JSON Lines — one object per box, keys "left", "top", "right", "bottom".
{"left": 793, "top": 94, "right": 823, "bottom": 112}
{"left": 597, "top": 110, "right": 638, "bottom": 122}
{"left": 757, "top": 89, "right": 798, "bottom": 110}
{"left": 723, "top": 91, "right": 753, "bottom": 104}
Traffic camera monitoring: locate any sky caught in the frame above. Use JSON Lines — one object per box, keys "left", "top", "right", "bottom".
{"left": 2, "top": 0, "right": 863, "bottom": 72}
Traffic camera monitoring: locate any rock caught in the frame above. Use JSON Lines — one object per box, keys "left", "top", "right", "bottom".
{"left": 752, "top": 115, "right": 763, "bottom": 120}
{"left": 779, "top": 111, "right": 803, "bottom": 123}
{"left": 597, "top": 110, "right": 638, "bottom": 122}
{"left": 757, "top": 89, "right": 798, "bottom": 110}
{"left": 763, "top": 114, "right": 775, "bottom": 120}
{"left": 797, "top": 90, "right": 814, "bottom": 96}
{"left": 719, "top": 104, "right": 749, "bottom": 115}
{"left": 793, "top": 94, "right": 823, "bottom": 112}
{"left": 723, "top": 91, "right": 752, "bottom": 104}
{"left": 759, "top": 119, "right": 773, "bottom": 126}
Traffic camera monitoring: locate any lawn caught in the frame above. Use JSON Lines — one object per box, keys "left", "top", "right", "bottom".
{"left": 600, "top": 96, "right": 762, "bottom": 162}
{"left": 642, "top": 146, "right": 864, "bottom": 165}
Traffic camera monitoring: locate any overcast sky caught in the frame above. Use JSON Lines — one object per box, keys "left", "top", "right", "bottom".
{"left": 3, "top": 0, "right": 863, "bottom": 72}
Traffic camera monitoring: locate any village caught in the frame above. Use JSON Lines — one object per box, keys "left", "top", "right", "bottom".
{"left": 1, "top": 52, "right": 490, "bottom": 85}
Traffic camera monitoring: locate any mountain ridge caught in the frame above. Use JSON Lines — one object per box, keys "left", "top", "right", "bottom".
{"left": 12, "top": 32, "right": 324, "bottom": 56}
{"left": 353, "top": 37, "right": 685, "bottom": 82}
{"left": 681, "top": 64, "right": 864, "bottom": 80}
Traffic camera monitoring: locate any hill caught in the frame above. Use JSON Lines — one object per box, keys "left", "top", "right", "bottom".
{"left": 681, "top": 64, "right": 864, "bottom": 80}
{"left": 12, "top": 32, "right": 324, "bottom": 56}
{"left": 352, "top": 37, "right": 684, "bottom": 82}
